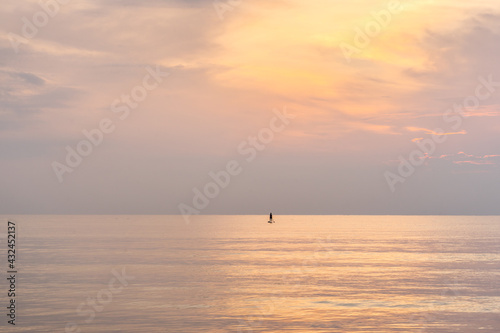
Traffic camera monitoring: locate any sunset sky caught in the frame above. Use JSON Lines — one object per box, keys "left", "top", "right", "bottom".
{"left": 1, "top": 0, "right": 500, "bottom": 214}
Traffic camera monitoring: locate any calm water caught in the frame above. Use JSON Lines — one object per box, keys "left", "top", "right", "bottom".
{"left": 1, "top": 215, "right": 500, "bottom": 332}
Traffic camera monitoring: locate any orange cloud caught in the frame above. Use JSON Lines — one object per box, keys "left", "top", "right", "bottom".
{"left": 405, "top": 127, "right": 467, "bottom": 136}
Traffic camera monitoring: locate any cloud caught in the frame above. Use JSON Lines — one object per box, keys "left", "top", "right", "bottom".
{"left": 2, "top": 0, "right": 500, "bottom": 214}
{"left": 14, "top": 71, "right": 45, "bottom": 85}
{"left": 0, "top": 69, "right": 79, "bottom": 116}
{"left": 402, "top": 12, "right": 500, "bottom": 109}
{"left": 405, "top": 127, "right": 467, "bottom": 136}
{"left": 99, "top": 0, "right": 211, "bottom": 7}
{"left": 431, "top": 151, "right": 500, "bottom": 168}
{"left": 405, "top": 12, "right": 500, "bottom": 78}
{"left": 0, "top": 69, "right": 45, "bottom": 88}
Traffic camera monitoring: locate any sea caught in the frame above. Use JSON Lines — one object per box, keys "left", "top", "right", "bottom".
{"left": 1, "top": 215, "right": 499, "bottom": 332}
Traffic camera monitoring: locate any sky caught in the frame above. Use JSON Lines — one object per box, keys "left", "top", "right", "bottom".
{"left": 1, "top": 0, "right": 500, "bottom": 215}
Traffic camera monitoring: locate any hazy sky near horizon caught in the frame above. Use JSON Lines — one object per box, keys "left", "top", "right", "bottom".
{"left": 1, "top": 0, "right": 500, "bottom": 215}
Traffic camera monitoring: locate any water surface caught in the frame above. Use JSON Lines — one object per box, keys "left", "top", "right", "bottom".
{"left": 2, "top": 215, "right": 500, "bottom": 332}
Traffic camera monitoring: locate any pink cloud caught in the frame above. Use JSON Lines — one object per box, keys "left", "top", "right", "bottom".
{"left": 434, "top": 151, "right": 500, "bottom": 169}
